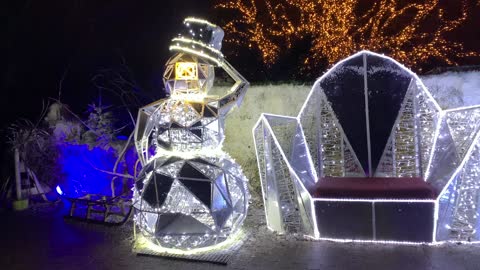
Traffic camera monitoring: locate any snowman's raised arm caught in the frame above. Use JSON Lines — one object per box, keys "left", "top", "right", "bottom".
{"left": 217, "top": 59, "right": 250, "bottom": 112}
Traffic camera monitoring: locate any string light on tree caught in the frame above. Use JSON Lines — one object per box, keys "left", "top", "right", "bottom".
{"left": 215, "top": 0, "right": 479, "bottom": 73}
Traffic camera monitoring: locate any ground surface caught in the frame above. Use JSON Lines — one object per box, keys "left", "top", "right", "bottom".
{"left": 1, "top": 200, "right": 480, "bottom": 270}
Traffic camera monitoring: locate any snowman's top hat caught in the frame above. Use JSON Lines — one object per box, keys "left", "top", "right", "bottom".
{"left": 169, "top": 18, "right": 225, "bottom": 66}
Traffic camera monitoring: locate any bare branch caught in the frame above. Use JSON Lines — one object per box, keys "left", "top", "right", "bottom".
{"left": 58, "top": 64, "right": 70, "bottom": 102}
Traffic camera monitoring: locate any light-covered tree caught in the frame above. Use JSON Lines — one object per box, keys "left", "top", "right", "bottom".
{"left": 215, "top": 0, "right": 479, "bottom": 73}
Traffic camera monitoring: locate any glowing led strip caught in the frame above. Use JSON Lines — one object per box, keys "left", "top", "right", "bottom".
{"left": 169, "top": 92, "right": 207, "bottom": 102}
{"left": 252, "top": 117, "right": 271, "bottom": 230}
{"left": 313, "top": 198, "right": 436, "bottom": 203}
{"left": 311, "top": 197, "right": 320, "bottom": 238}
{"left": 305, "top": 235, "right": 435, "bottom": 245}
{"left": 295, "top": 120, "right": 320, "bottom": 182}
{"left": 150, "top": 147, "right": 226, "bottom": 160}
{"left": 136, "top": 228, "right": 246, "bottom": 255}
{"left": 305, "top": 235, "right": 480, "bottom": 246}
{"left": 433, "top": 198, "right": 439, "bottom": 242}
{"left": 171, "top": 37, "right": 224, "bottom": 57}
{"left": 169, "top": 45, "right": 223, "bottom": 66}
{"left": 184, "top": 17, "right": 218, "bottom": 28}
{"left": 444, "top": 104, "right": 480, "bottom": 113}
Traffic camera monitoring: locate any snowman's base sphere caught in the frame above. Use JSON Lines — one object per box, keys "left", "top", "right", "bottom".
{"left": 133, "top": 153, "right": 249, "bottom": 250}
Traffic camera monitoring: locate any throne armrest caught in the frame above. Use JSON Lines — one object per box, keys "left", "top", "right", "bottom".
{"left": 253, "top": 113, "right": 317, "bottom": 235}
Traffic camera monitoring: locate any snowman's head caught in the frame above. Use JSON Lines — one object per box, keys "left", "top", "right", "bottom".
{"left": 163, "top": 18, "right": 225, "bottom": 100}
{"left": 163, "top": 52, "right": 215, "bottom": 99}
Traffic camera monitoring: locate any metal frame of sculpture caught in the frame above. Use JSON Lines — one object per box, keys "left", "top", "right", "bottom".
{"left": 253, "top": 50, "right": 480, "bottom": 244}
{"left": 133, "top": 18, "right": 250, "bottom": 251}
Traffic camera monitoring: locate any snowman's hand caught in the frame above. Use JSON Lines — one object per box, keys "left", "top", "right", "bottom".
{"left": 218, "top": 59, "right": 250, "bottom": 111}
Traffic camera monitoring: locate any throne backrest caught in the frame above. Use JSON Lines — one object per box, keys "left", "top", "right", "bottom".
{"left": 298, "top": 51, "right": 442, "bottom": 179}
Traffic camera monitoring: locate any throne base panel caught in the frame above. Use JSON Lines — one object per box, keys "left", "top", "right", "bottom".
{"left": 314, "top": 200, "right": 435, "bottom": 242}
{"left": 311, "top": 178, "right": 436, "bottom": 242}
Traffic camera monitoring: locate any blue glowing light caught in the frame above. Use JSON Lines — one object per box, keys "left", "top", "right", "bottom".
{"left": 56, "top": 185, "right": 63, "bottom": 196}
{"left": 56, "top": 142, "right": 136, "bottom": 199}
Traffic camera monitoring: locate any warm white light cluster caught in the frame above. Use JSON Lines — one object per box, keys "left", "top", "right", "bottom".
{"left": 216, "top": 0, "right": 478, "bottom": 73}
{"left": 253, "top": 51, "right": 480, "bottom": 243}
{"left": 133, "top": 18, "right": 249, "bottom": 250}
{"left": 169, "top": 17, "right": 225, "bottom": 66}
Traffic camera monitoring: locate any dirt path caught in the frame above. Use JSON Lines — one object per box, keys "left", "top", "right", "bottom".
{"left": 0, "top": 202, "right": 479, "bottom": 270}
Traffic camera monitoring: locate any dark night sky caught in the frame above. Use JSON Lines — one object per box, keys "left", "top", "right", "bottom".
{"left": 1, "top": 0, "right": 215, "bottom": 130}
{"left": 1, "top": 0, "right": 479, "bottom": 132}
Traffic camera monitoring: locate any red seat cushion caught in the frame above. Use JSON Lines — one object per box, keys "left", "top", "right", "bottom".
{"left": 310, "top": 177, "right": 437, "bottom": 199}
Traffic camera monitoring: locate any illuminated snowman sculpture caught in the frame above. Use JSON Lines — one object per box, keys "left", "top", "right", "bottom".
{"left": 133, "top": 18, "right": 250, "bottom": 250}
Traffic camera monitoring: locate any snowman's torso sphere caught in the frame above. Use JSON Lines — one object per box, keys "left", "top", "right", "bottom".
{"left": 134, "top": 154, "right": 249, "bottom": 249}
{"left": 151, "top": 97, "right": 225, "bottom": 152}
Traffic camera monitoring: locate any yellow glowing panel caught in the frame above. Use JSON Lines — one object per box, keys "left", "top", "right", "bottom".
{"left": 175, "top": 62, "right": 198, "bottom": 80}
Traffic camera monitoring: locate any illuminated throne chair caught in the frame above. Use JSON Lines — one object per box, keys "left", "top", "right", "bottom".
{"left": 253, "top": 51, "right": 480, "bottom": 243}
